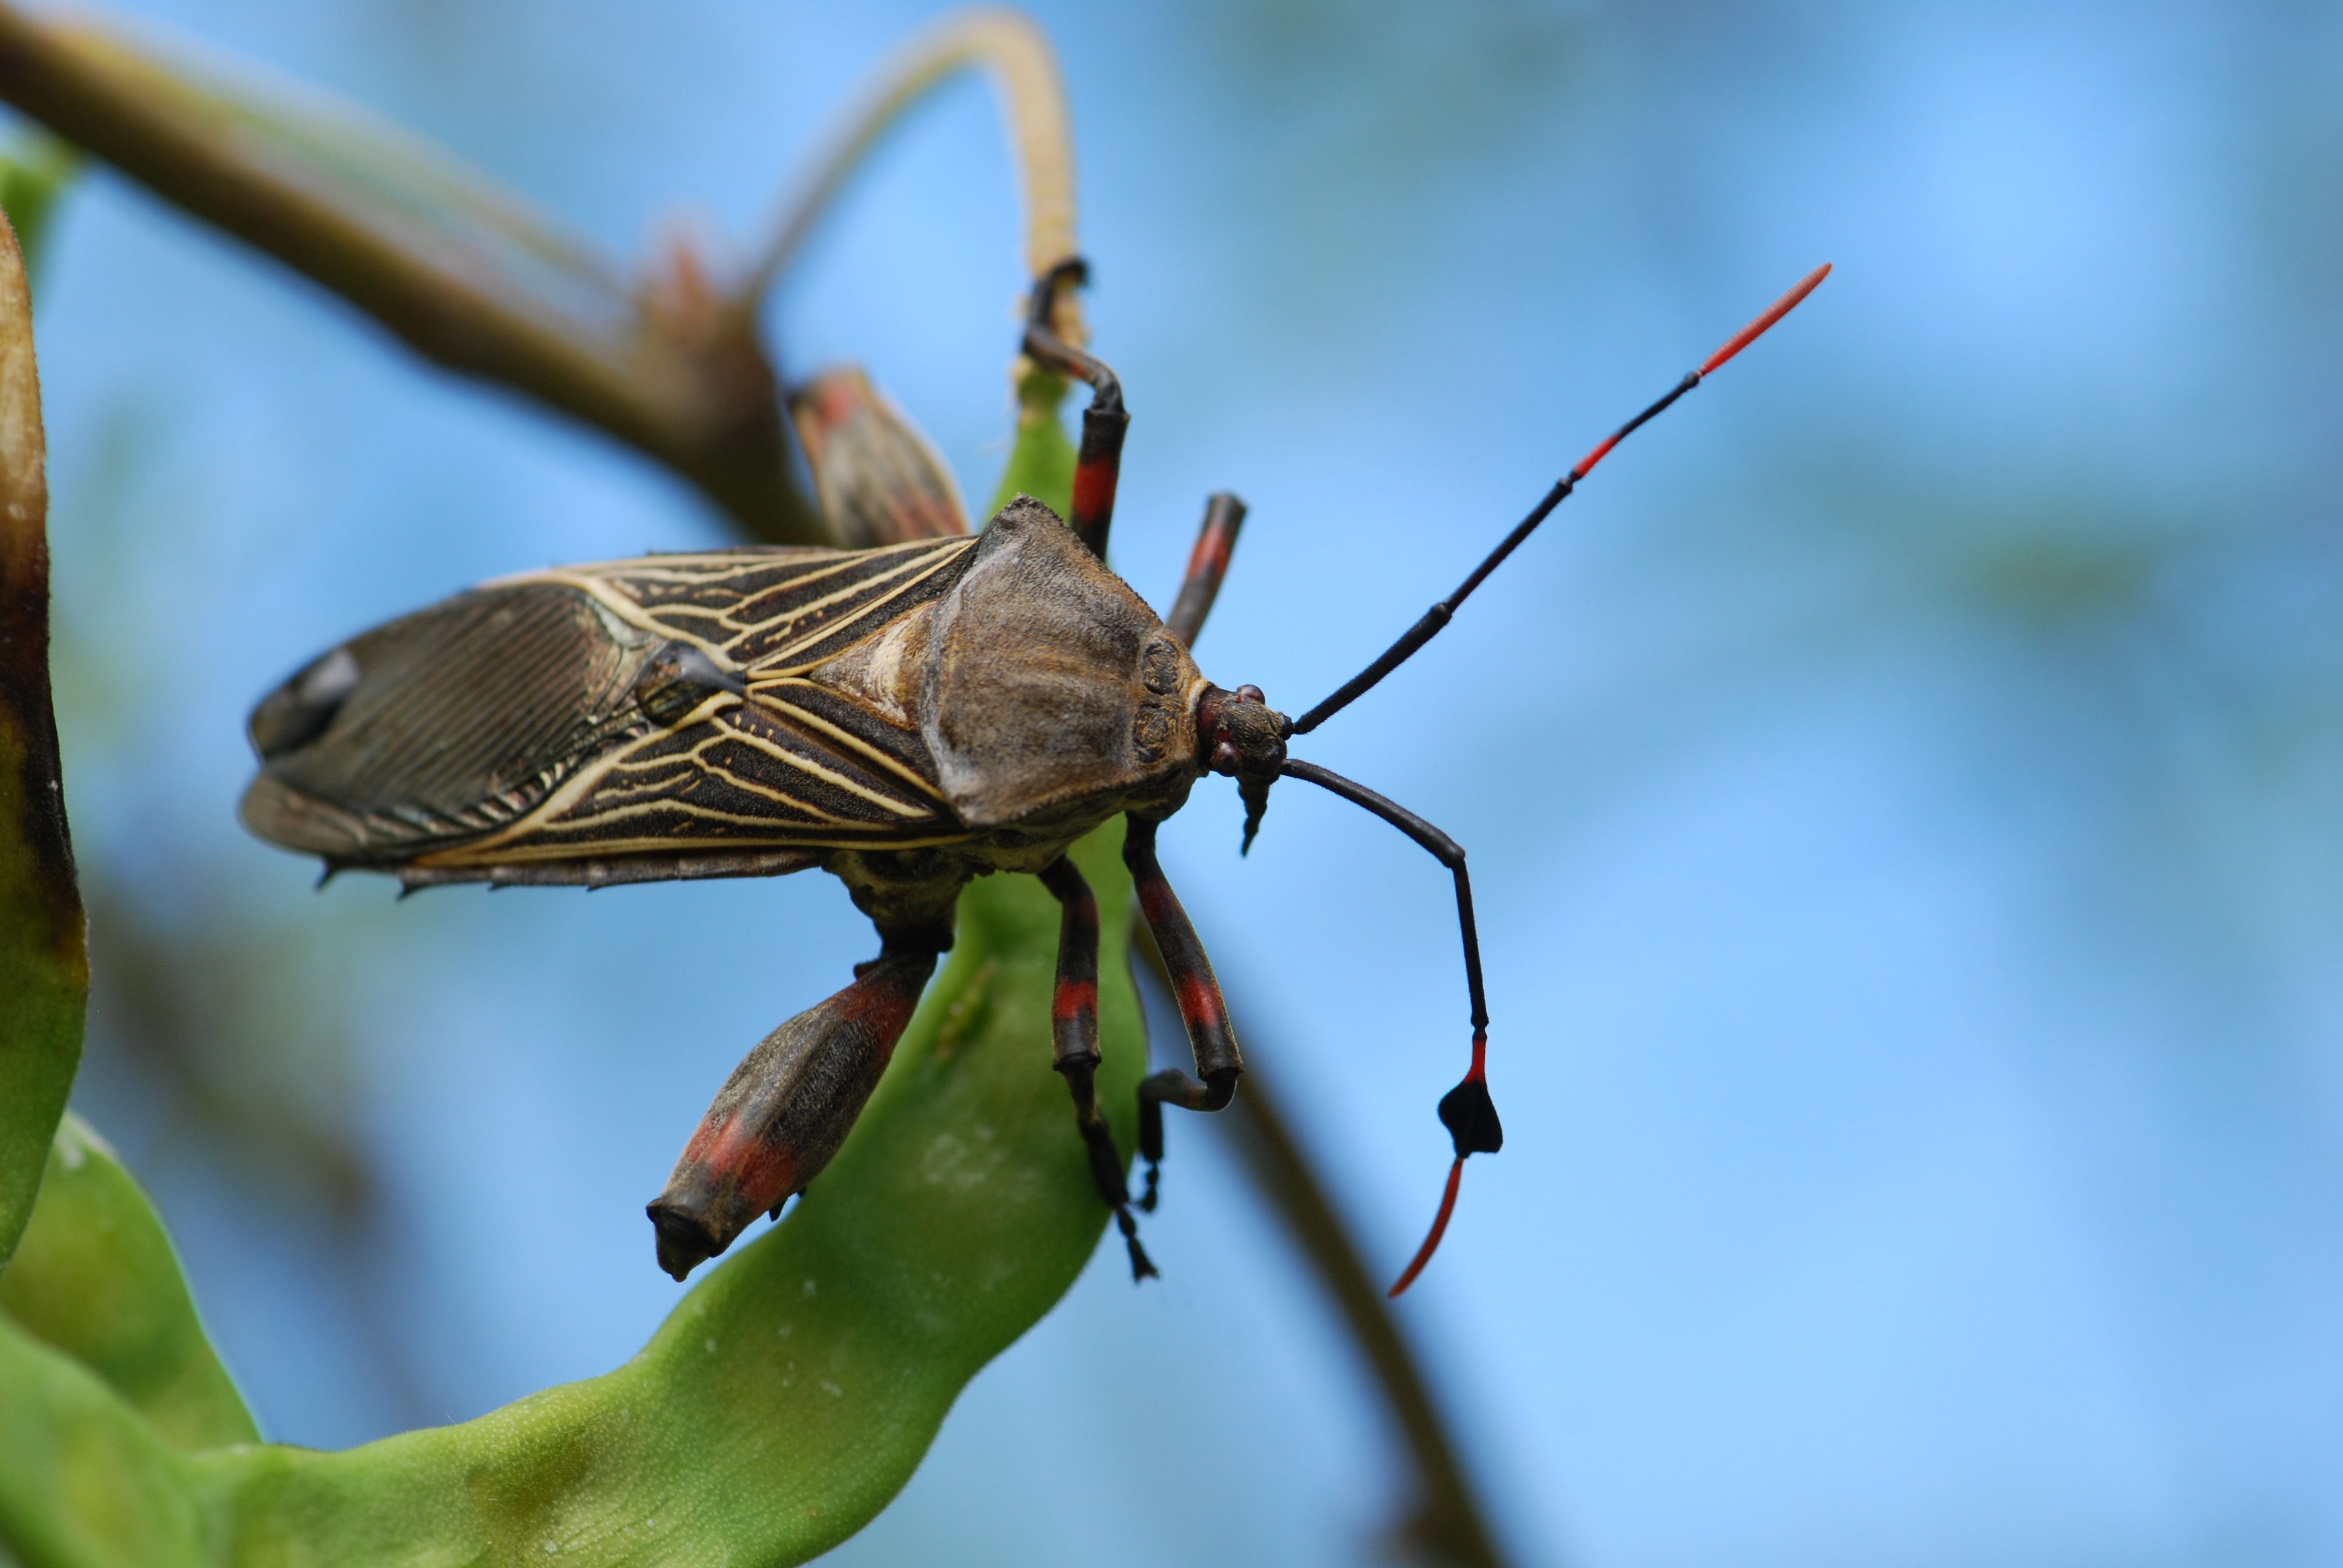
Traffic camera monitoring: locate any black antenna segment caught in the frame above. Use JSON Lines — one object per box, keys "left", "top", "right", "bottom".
{"left": 1290, "top": 263, "right": 1831, "bottom": 737}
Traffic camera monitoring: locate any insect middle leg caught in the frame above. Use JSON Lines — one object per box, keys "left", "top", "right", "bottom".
{"left": 1037, "top": 855, "right": 1158, "bottom": 1281}
{"left": 1121, "top": 814, "right": 1242, "bottom": 1212}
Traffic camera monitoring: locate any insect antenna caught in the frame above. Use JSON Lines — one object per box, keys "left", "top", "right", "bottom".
{"left": 1280, "top": 759, "right": 1500, "bottom": 1295}
{"left": 1289, "top": 263, "right": 1831, "bottom": 738}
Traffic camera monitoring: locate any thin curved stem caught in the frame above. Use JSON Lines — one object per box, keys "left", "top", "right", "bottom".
{"left": 739, "top": 8, "right": 1079, "bottom": 322}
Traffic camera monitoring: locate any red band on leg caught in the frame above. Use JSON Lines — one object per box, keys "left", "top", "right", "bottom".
{"left": 1053, "top": 978, "right": 1099, "bottom": 1026}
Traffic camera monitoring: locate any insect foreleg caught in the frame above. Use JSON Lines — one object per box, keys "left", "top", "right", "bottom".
{"left": 646, "top": 942, "right": 937, "bottom": 1281}
{"left": 1037, "top": 855, "right": 1157, "bottom": 1282}
{"left": 1164, "top": 491, "right": 1247, "bottom": 650}
{"left": 1120, "top": 815, "right": 1243, "bottom": 1213}
{"left": 1021, "top": 258, "right": 1127, "bottom": 561}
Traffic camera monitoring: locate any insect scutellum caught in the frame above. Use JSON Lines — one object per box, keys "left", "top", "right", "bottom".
{"left": 239, "top": 258, "right": 1826, "bottom": 1298}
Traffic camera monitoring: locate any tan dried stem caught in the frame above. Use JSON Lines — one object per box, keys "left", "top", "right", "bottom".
{"left": 742, "top": 7, "right": 1086, "bottom": 347}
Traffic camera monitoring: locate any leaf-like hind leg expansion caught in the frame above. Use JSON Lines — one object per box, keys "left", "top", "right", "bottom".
{"left": 1037, "top": 855, "right": 1157, "bottom": 1282}
{"left": 646, "top": 943, "right": 937, "bottom": 1281}
{"left": 1121, "top": 815, "right": 1242, "bottom": 1213}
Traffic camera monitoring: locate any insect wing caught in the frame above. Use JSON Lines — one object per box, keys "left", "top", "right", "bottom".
{"left": 241, "top": 537, "right": 980, "bottom": 877}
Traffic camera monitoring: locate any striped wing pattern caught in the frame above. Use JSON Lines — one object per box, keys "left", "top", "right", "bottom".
{"left": 416, "top": 536, "right": 981, "bottom": 867}
{"left": 511, "top": 534, "right": 973, "bottom": 675}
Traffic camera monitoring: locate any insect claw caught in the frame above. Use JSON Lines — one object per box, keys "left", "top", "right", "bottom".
{"left": 1115, "top": 1207, "right": 1159, "bottom": 1282}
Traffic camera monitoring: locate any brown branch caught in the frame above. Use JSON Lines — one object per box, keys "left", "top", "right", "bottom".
{"left": 0, "top": 4, "right": 823, "bottom": 543}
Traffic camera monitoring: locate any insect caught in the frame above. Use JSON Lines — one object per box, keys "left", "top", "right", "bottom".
{"left": 240, "top": 261, "right": 1828, "bottom": 1292}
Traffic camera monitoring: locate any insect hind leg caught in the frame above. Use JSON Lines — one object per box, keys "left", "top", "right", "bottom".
{"left": 1037, "top": 854, "right": 1158, "bottom": 1281}
{"left": 1121, "top": 814, "right": 1243, "bottom": 1213}
{"left": 647, "top": 939, "right": 937, "bottom": 1281}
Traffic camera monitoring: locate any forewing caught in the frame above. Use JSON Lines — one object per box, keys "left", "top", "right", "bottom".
{"left": 422, "top": 692, "right": 965, "bottom": 868}
{"left": 243, "top": 538, "right": 979, "bottom": 875}
{"left": 502, "top": 534, "right": 977, "bottom": 675}
{"left": 241, "top": 581, "right": 649, "bottom": 860}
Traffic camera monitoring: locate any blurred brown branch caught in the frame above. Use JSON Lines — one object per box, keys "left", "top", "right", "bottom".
{"left": 0, "top": 2, "right": 821, "bottom": 542}
{"left": 1136, "top": 941, "right": 1510, "bottom": 1568}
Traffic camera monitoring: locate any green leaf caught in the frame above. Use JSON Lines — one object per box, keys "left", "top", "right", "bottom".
{"left": 0, "top": 129, "right": 77, "bottom": 284}
{"left": 0, "top": 386, "right": 1150, "bottom": 1568}
{"left": 0, "top": 204, "right": 80, "bottom": 1270}
{"left": 1, "top": 1115, "right": 257, "bottom": 1450}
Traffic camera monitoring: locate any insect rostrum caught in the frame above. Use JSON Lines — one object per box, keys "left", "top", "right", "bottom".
{"left": 240, "top": 261, "right": 1824, "bottom": 1291}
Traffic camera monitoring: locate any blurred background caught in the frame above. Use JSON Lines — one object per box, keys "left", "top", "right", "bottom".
{"left": 25, "top": 1, "right": 2343, "bottom": 1564}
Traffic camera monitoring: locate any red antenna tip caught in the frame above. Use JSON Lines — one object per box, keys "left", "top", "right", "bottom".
{"left": 1388, "top": 1158, "right": 1466, "bottom": 1298}
{"left": 1698, "top": 262, "right": 1830, "bottom": 377}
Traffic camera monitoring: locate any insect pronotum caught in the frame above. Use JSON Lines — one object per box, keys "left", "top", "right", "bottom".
{"left": 240, "top": 261, "right": 1829, "bottom": 1292}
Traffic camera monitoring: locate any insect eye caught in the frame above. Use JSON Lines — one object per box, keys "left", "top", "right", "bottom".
{"left": 249, "top": 646, "right": 360, "bottom": 759}
{"left": 632, "top": 641, "right": 744, "bottom": 727}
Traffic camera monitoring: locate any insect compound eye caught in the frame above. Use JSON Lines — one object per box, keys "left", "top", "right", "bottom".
{"left": 1236, "top": 684, "right": 1265, "bottom": 705}
{"left": 632, "top": 639, "right": 746, "bottom": 728}
{"left": 249, "top": 645, "right": 361, "bottom": 759}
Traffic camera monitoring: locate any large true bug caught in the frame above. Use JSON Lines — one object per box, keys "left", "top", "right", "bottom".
{"left": 240, "top": 261, "right": 1827, "bottom": 1291}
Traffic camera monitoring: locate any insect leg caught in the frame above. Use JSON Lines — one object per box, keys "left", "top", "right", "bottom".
{"left": 1037, "top": 855, "right": 1158, "bottom": 1281}
{"left": 1121, "top": 814, "right": 1242, "bottom": 1212}
{"left": 1164, "top": 491, "right": 1247, "bottom": 649}
{"left": 646, "top": 941, "right": 938, "bottom": 1282}
{"left": 787, "top": 365, "right": 972, "bottom": 546}
{"left": 1022, "top": 259, "right": 1128, "bottom": 561}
